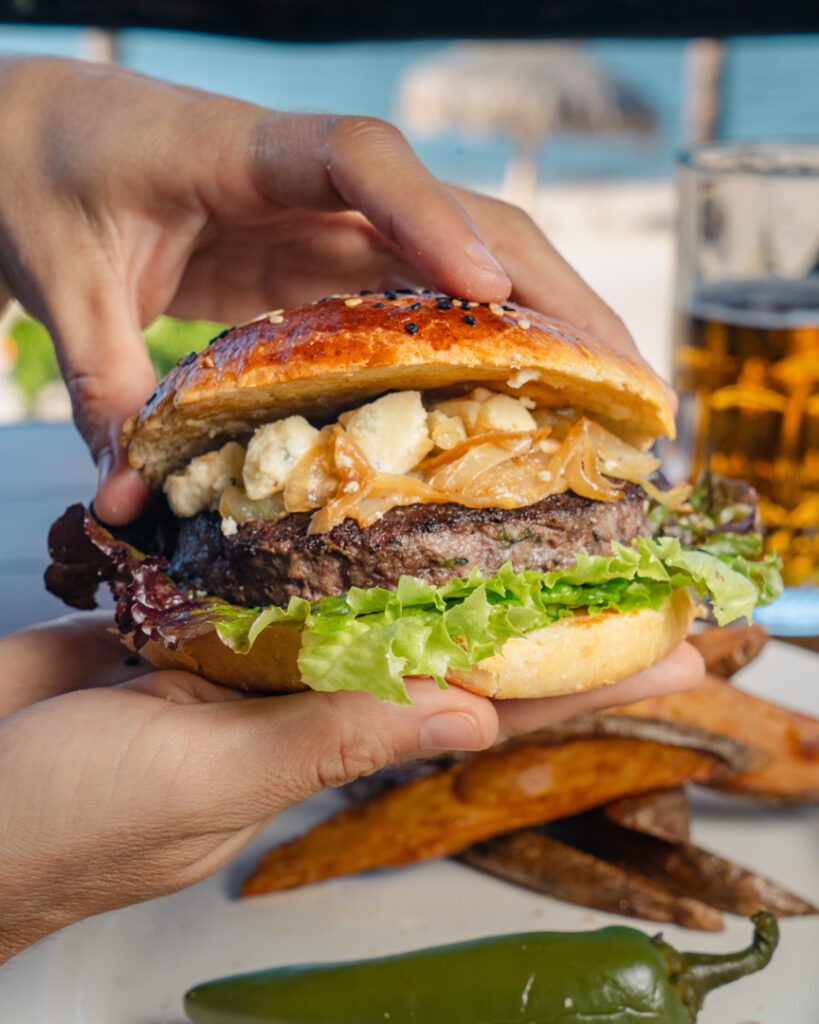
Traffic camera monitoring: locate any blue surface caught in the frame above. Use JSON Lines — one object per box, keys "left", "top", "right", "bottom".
{"left": 755, "top": 587, "right": 819, "bottom": 637}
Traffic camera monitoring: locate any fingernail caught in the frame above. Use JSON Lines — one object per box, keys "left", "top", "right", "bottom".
{"left": 465, "top": 238, "right": 509, "bottom": 280}
{"left": 419, "top": 711, "right": 485, "bottom": 751}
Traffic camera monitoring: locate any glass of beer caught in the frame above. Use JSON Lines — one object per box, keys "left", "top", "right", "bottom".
{"left": 671, "top": 141, "right": 819, "bottom": 635}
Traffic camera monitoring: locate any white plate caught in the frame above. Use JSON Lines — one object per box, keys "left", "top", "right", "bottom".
{"left": 2, "top": 640, "right": 818, "bottom": 1024}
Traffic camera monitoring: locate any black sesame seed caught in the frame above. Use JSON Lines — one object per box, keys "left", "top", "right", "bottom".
{"left": 396, "top": 288, "right": 415, "bottom": 295}
{"left": 177, "top": 351, "right": 197, "bottom": 367}
{"left": 374, "top": 302, "right": 385, "bottom": 308}
{"left": 436, "top": 298, "right": 453, "bottom": 310}
{"left": 460, "top": 300, "right": 471, "bottom": 310}
{"left": 208, "top": 328, "right": 229, "bottom": 346}
{"left": 384, "top": 289, "right": 398, "bottom": 300}
{"left": 503, "top": 304, "right": 515, "bottom": 311}
{"left": 463, "top": 315, "right": 477, "bottom": 326}
{"left": 407, "top": 302, "right": 421, "bottom": 310}
{"left": 405, "top": 322, "right": 419, "bottom": 335}
{"left": 359, "top": 289, "right": 373, "bottom": 295}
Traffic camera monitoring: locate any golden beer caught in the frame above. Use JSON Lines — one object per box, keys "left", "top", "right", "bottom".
{"left": 673, "top": 278, "right": 819, "bottom": 586}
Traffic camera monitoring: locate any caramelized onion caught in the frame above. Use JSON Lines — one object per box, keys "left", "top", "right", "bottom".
{"left": 284, "top": 426, "right": 338, "bottom": 513}
{"left": 347, "top": 474, "right": 449, "bottom": 527}
{"left": 307, "top": 427, "right": 376, "bottom": 534}
{"left": 640, "top": 477, "right": 693, "bottom": 511}
{"left": 218, "top": 485, "right": 288, "bottom": 525}
{"left": 426, "top": 438, "right": 532, "bottom": 495}
{"left": 584, "top": 419, "right": 660, "bottom": 479}
{"left": 415, "top": 430, "right": 539, "bottom": 474}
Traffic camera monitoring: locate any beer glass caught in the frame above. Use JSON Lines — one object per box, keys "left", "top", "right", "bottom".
{"left": 671, "top": 142, "right": 819, "bottom": 635}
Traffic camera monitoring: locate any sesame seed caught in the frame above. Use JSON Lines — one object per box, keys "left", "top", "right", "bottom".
{"left": 202, "top": 354, "right": 215, "bottom": 368}
{"left": 344, "top": 297, "right": 364, "bottom": 307}
{"left": 374, "top": 302, "right": 385, "bottom": 308}
{"left": 518, "top": 319, "right": 532, "bottom": 330}
{"left": 268, "top": 315, "right": 284, "bottom": 324}
{"left": 459, "top": 300, "right": 471, "bottom": 310}
{"left": 407, "top": 302, "right": 421, "bottom": 310}
{"left": 463, "top": 315, "right": 477, "bottom": 326}
{"left": 405, "top": 322, "right": 419, "bottom": 335}
{"left": 208, "top": 328, "right": 230, "bottom": 346}
{"left": 384, "top": 290, "right": 398, "bottom": 300}
{"left": 436, "top": 298, "right": 453, "bottom": 310}
{"left": 489, "top": 302, "right": 504, "bottom": 316}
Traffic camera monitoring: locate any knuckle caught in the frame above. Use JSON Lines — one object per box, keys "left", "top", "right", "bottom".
{"left": 314, "top": 731, "right": 391, "bottom": 790}
{"left": 498, "top": 198, "right": 536, "bottom": 226}
{"left": 330, "top": 114, "right": 406, "bottom": 155}
{"left": 63, "top": 367, "right": 109, "bottom": 415}
{"left": 310, "top": 699, "right": 395, "bottom": 790}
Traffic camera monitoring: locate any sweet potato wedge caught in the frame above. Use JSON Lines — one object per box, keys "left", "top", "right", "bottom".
{"left": 688, "top": 624, "right": 769, "bottom": 678}
{"left": 603, "top": 786, "right": 691, "bottom": 842}
{"left": 509, "top": 712, "right": 761, "bottom": 771}
{"left": 241, "top": 733, "right": 744, "bottom": 897}
{"left": 458, "top": 829, "right": 723, "bottom": 931}
{"left": 549, "top": 810, "right": 818, "bottom": 918}
{"left": 611, "top": 674, "right": 819, "bottom": 802}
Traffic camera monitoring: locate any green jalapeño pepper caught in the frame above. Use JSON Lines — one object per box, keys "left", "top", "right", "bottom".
{"left": 184, "top": 911, "right": 778, "bottom": 1024}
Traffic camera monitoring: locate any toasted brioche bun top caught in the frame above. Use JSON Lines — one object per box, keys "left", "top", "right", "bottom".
{"left": 125, "top": 291, "right": 674, "bottom": 488}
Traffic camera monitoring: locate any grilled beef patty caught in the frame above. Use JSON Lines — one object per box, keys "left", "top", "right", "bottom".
{"left": 168, "top": 486, "right": 651, "bottom": 607}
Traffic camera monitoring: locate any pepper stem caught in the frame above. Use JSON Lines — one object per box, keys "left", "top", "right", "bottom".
{"left": 653, "top": 911, "right": 780, "bottom": 1023}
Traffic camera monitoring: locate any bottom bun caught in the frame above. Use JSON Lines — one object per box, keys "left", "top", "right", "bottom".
{"left": 135, "top": 587, "right": 696, "bottom": 699}
{"left": 447, "top": 587, "right": 697, "bottom": 698}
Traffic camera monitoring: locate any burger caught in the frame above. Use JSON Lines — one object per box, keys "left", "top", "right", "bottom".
{"left": 46, "top": 291, "right": 782, "bottom": 704}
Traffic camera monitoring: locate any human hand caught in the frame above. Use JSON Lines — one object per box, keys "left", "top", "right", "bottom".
{"left": 0, "top": 616, "right": 702, "bottom": 963}
{"left": 0, "top": 56, "right": 646, "bottom": 527}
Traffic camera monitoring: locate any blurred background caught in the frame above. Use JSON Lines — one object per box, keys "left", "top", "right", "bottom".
{"left": 1, "top": 26, "right": 819, "bottom": 420}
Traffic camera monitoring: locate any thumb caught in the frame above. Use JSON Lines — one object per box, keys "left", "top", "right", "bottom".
{"left": 212, "top": 678, "right": 500, "bottom": 817}
{"left": 48, "top": 290, "right": 155, "bottom": 525}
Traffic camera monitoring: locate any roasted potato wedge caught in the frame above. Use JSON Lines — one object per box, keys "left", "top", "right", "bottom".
{"left": 688, "top": 624, "right": 769, "bottom": 677}
{"left": 603, "top": 786, "right": 691, "bottom": 842}
{"left": 611, "top": 674, "right": 819, "bottom": 802}
{"left": 458, "top": 829, "right": 723, "bottom": 931}
{"left": 548, "top": 809, "right": 818, "bottom": 918}
{"left": 242, "top": 733, "right": 744, "bottom": 897}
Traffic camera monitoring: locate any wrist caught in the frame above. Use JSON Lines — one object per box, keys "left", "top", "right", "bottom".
{"left": 0, "top": 898, "right": 59, "bottom": 965}
{"left": 0, "top": 880, "right": 78, "bottom": 965}
{"left": 0, "top": 926, "right": 39, "bottom": 966}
